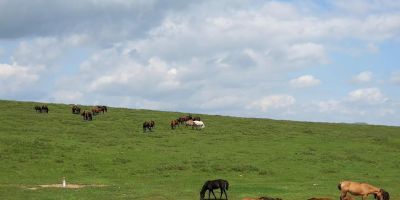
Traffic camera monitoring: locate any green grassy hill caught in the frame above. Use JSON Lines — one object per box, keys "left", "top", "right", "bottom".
{"left": 0, "top": 100, "right": 399, "bottom": 200}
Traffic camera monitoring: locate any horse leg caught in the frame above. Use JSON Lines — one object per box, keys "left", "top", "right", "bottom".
{"left": 340, "top": 192, "right": 347, "bottom": 200}
{"left": 362, "top": 195, "right": 368, "bottom": 200}
{"left": 210, "top": 190, "right": 217, "bottom": 199}
{"left": 224, "top": 189, "right": 228, "bottom": 200}
{"left": 219, "top": 189, "right": 224, "bottom": 199}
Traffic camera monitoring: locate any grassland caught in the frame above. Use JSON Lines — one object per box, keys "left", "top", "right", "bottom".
{"left": 0, "top": 100, "right": 399, "bottom": 200}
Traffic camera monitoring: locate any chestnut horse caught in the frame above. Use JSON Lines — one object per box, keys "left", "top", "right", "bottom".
{"left": 338, "top": 181, "right": 389, "bottom": 200}
{"left": 171, "top": 119, "right": 179, "bottom": 129}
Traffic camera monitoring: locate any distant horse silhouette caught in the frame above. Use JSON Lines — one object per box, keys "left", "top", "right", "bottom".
{"left": 72, "top": 105, "right": 81, "bottom": 114}
{"left": 338, "top": 181, "right": 389, "bottom": 200}
{"left": 81, "top": 110, "right": 92, "bottom": 121}
{"left": 34, "top": 105, "right": 42, "bottom": 112}
{"left": 143, "top": 121, "right": 155, "bottom": 132}
{"left": 192, "top": 120, "right": 205, "bottom": 129}
{"left": 178, "top": 115, "right": 192, "bottom": 124}
{"left": 200, "top": 179, "right": 229, "bottom": 200}
{"left": 171, "top": 119, "right": 179, "bottom": 129}
{"left": 34, "top": 105, "right": 48, "bottom": 113}
{"left": 185, "top": 119, "right": 194, "bottom": 127}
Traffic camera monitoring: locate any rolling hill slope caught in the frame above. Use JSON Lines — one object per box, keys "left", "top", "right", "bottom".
{"left": 0, "top": 100, "right": 399, "bottom": 200}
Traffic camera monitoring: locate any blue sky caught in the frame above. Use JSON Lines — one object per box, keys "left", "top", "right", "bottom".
{"left": 0, "top": 0, "right": 399, "bottom": 126}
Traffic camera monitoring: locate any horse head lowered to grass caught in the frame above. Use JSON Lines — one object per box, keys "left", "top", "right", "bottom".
{"left": 200, "top": 179, "right": 229, "bottom": 200}
{"left": 338, "top": 181, "right": 389, "bottom": 200}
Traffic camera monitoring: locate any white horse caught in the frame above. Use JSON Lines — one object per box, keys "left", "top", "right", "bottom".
{"left": 193, "top": 120, "right": 205, "bottom": 129}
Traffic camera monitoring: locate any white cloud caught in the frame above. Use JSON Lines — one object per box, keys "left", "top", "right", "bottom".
{"left": 315, "top": 100, "right": 349, "bottom": 114}
{"left": 352, "top": 71, "right": 373, "bottom": 83}
{"left": 391, "top": 71, "right": 400, "bottom": 84}
{"left": 289, "top": 75, "right": 321, "bottom": 88}
{"left": 287, "top": 43, "right": 328, "bottom": 64}
{"left": 250, "top": 95, "right": 295, "bottom": 112}
{"left": 0, "top": 63, "right": 39, "bottom": 95}
{"left": 52, "top": 90, "right": 84, "bottom": 104}
{"left": 348, "top": 87, "right": 388, "bottom": 104}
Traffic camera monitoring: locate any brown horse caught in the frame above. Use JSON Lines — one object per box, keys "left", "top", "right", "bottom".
{"left": 72, "top": 105, "right": 81, "bottom": 114}
{"left": 81, "top": 110, "right": 92, "bottom": 121}
{"left": 143, "top": 121, "right": 155, "bottom": 132}
{"left": 338, "top": 181, "right": 389, "bottom": 200}
{"left": 171, "top": 119, "right": 179, "bottom": 129}
{"left": 185, "top": 119, "right": 194, "bottom": 127}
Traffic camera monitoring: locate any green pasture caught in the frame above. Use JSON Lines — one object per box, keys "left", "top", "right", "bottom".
{"left": 0, "top": 100, "right": 399, "bottom": 200}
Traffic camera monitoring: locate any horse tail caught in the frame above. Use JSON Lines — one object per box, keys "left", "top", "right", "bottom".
{"left": 225, "top": 181, "right": 229, "bottom": 190}
{"left": 338, "top": 183, "right": 341, "bottom": 191}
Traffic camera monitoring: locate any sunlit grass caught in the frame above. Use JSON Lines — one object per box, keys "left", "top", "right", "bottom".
{"left": 0, "top": 100, "right": 399, "bottom": 200}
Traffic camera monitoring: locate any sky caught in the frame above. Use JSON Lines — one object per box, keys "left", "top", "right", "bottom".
{"left": 0, "top": 0, "right": 399, "bottom": 126}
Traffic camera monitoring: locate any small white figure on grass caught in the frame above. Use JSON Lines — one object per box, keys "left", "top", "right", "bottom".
{"left": 62, "top": 177, "right": 66, "bottom": 188}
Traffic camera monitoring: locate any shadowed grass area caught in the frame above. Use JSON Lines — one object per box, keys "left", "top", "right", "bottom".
{"left": 0, "top": 100, "right": 399, "bottom": 200}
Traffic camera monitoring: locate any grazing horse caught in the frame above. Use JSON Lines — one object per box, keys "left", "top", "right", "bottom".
{"left": 143, "top": 121, "right": 155, "bottom": 132}
{"left": 41, "top": 105, "right": 49, "bottom": 113}
{"left": 338, "top": 181, "right": 389, "bottom": 200}
{"left": 72, "top": 105, "right": 81, "bottom": 114}
{"left": 171, "top": 119, "right": 179, "bottom": 129}
{"left": 185, "top": 119, "right": 194, "bottom": 127}
{"left": 34, "top": 105, "right": 42, "bottom": 112}
{"left": 193, "top": 120, "right": 205, "bottom": 129}
{"left": 178, "top": 115, "right": 192, "bottom": 124}
{"left": 81, "top": 111, "right": 92, "bottom": 121}
{"left": 97, "top": 105, "right": 107, "bottom": 112}
{"left": 200, "top": 179, "right": 229, "bottom": 200}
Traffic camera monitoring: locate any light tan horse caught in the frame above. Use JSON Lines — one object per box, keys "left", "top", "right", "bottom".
{"left": 338, "top": 181, "right": 389, "bottom": 200}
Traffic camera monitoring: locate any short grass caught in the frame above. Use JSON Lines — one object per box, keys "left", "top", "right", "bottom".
{"left": 0, "top": 100, "right": 399, "bottom": 200}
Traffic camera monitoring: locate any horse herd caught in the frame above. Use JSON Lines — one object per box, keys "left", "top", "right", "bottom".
{"left": 72, "top": 105, "right": 108, "bottom": 121}
{"left": 34, "top": 105, "right": 205, "bottom": 132}
{"left": 201, "top": 180, "right": 389, "bottom": 200}
{"left": 170, "top": 115, "right": 205, "bottom": 130}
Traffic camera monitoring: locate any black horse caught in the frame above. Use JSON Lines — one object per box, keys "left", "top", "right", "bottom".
{"left": 34, "top": 105, "right": 48, "bottom": 113}
{"left": 200, "top": 179, "right": 229, "bottom": 200}
{"left": 143, "top": 121, "right": 155, "bottom": 132}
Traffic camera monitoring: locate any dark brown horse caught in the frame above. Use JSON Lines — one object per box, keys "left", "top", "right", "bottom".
{"left": 338, "top": 181, "right": 389, "bottom": 200}
{"left": 143, "top": 121, "right": 155, "bottom": 132}
{"left": 200, "top": 179, "right": 229, "bottom": 200}
{"left": 34, "top": 105, "right": 48, "bottom": 113}
{"left": 81, "top": 110, "right": 92, "bottom": 121}
{"left": 72, "top": 105, "right": 81, "bottom": 114}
